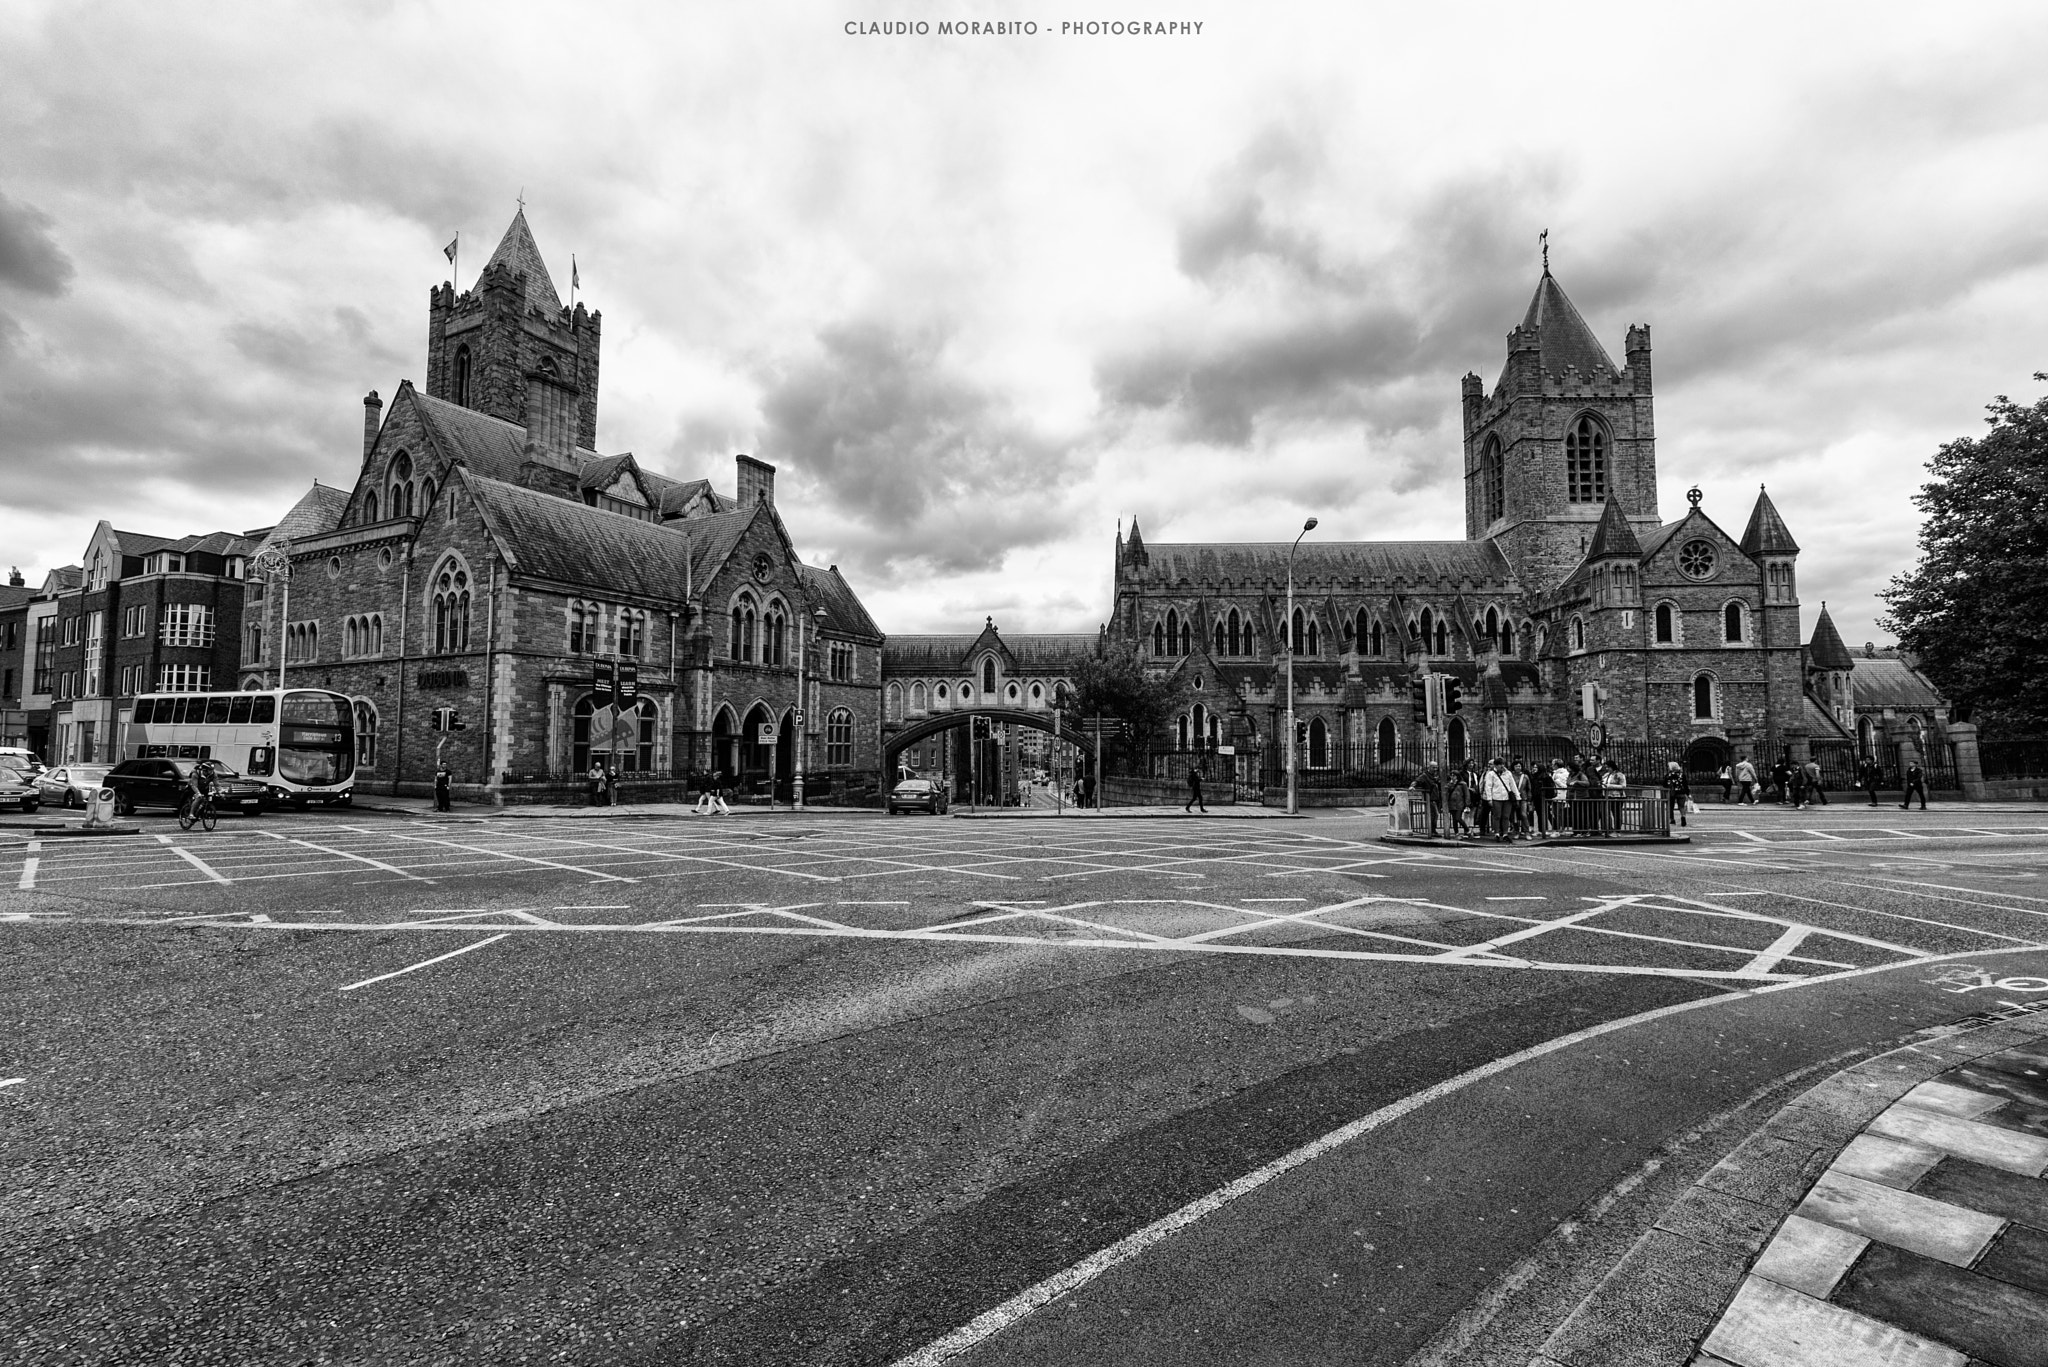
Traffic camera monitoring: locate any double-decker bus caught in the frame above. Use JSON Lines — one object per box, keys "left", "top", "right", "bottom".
{"left": 126, "top": 687, "right": 356, "bottom": 807}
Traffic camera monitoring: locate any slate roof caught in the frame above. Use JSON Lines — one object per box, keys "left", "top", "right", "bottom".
{"left": 1739, "top": 487, "right": 1800, "bottom": 556}
{"left": 0, "top": 583, "right": 34, "bottom": 610}
{"left": 798, "top": 564, "right": 883, "bottom": 641}
{"left": 883, "top": 635, "right": 986, "bottom": 674}
{"left": 1584, "top": 499, "right": 1642, "bottom": 560}
{"left": 1804, "top": 694, "right": 1852, "bottom": 739}
{"left": 465, "top": 471, "right": 711, "bottom": 601}
{"left": 1807, "top": 605, "right": 1855, "bottom": 672}
{"left": 1517, "top": 270, "right": 1619, "bottom": 378}
{"left": 1135, "top": 540, "right": 1515, "bottom": 588}
{"left": 253, "top": 483, "right": 350, "bottom": 555}
{"left": 43, "top": 566, "right": 81, "bottom": 593}
{"left": 1851, "top": 658, "right": 1944, "bottom": 711}
{"left": 481, "top": 209, "right": 563, "bottom": 315}
{"left": 653, "top": 477, "right": 738, "bottom": 518}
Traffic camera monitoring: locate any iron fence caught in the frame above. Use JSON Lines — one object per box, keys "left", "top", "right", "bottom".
{"left": 1392, "top": 784, "right": 1671, "bottom": 838}
{"left": 1980, "top": 738, "right": 2048, "bottom": 781}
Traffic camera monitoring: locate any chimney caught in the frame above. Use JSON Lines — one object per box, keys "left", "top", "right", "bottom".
{"left": 7, "top": 567, "right": 21, "bottom": 588}
{"left": 522, "top": 368, "right": 577, "bottom": 470}
{"left": 736, "top": 454, "right": 776, "bottom": 508}
{"left": 362, "top": 390, "right": 382, "bottom": 462}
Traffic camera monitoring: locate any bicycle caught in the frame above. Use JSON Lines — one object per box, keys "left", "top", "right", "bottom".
{"left": 178, "top": 792, "right": 217, "bottom": 833}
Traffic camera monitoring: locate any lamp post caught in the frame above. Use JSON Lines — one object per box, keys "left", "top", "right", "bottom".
{"left": 254, "top": 544, "right": 291, "bottom": 691}
{"left": 1285, "top": 516, "right": 1317, "bottom": 816}
{"left": 794, "top": 605, "right": 827, "bottom": 809}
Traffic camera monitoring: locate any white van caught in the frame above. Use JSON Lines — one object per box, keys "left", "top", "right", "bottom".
{"left": 0, "top": 746, "right": 42, "bottom": 774}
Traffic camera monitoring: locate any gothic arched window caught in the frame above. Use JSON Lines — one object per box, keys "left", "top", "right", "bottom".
{"left": 1226, "top": 608, "right": 1240, "bottom": 655}
{"left": 453, "top": 345, "right": 472, "bottom": 407}
{"left": 1500, "top": 619, "right": 1516, "bottom": 654}
{"left": 389, "top": 451, "right": 415, "bottom": 519}
{"left": 1152, "top": 621, "right": 1165, "bottom": 656}
{"left": 764, "top": 603, "right": 787, "bottom": 666}
{"left": 365, "top": 490, "right": 379, "bottom": 523}
{"left": 1291, "top": 608, "right": 1305, "bottom": 654}
{"left": 431, "top": 560, "right": 470, "bottom": 654}
{"left": 1571, "top": 615, "right": 1586, "bottom": 651}
{"left": 1308, "top": 717, "right": 1329, "bottom": 768}
{"left": 1566, "top": 415, "right": 1608, "bottom": 503}
{"left": 1370, "top": 620, "right": 1382, "bottom": 656}
{"left": 1306, "top": 620, "right": 1319, "bottom": 655}
{"left": 1214, "top": 621, "right": 1225, "bottom": 656}
{"left": 1693, "top": 673, "right": 1716, "bottom": 720}
{"left": 1179, "top": 619, "right": 1191, "bottom": 656}
{"left": 1482, "top": 435, "right": 1505, "bottom": 523}
{"left": 1724, "top": 602, "right": 1745, "bottom": 644}
{"left": 1376, "top": 716, "right": 1397, "bottom": 765}
{"left": 1434, "top": 619, "right": 1448, "bottom": 655}
{"left": 1418, "top": 608, "right": 1434, "bottom": 656}
{"left": 982, "top": 658, "right": 997, "bottom": 694}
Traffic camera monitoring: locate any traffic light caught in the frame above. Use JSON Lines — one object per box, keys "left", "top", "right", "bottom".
{"left": 1296, "top": 720, "right": 1309, "bottom": 745}
{"left": 1411, "top": 676, "right": 1429, "bottom": 723}
{"left": 971, "top": 715, "right": 992, "bottom": 740}
{"left": 430, "top": 707, "right": 465, "bottom": 732}
{"left": 1444, "top": 678, "right": 1464, "bottom": 716}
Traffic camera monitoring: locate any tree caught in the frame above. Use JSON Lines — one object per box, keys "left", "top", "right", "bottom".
{"left": 1882, "top": 373, "right": 2048, "bottom": 734}
{"left": 1061, "top": 640, "right": 1186, "bottom": 767}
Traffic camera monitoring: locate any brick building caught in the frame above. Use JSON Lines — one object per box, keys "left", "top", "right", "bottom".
{"left": 1, "top": 569, "right": 32, "bottom": 750}
{"left": 271, "top": 209, "right": 885, "bottom": 802}
{"left": 6, "top": 526, "right": 258, "bottom": 765}
{"left": 1108, "top": 262, "right": 1877, "bottom": 778}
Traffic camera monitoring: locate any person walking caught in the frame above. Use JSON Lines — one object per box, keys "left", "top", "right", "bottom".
{"left": 1184, "top": 763, "right": 1207, "bottom": 814}
{"left": 1601, "top": 759, "right": 1628, "bottom": 834}
{"left": 1789, "top": 759, "right": 1808, "bottom": 810}
{"left": 1445, "top": 764, "right": 1473, "bottom": 839}
{"left": 1664, "top": 759, "right": 1690, "bottom": 829}
{"left": 606, "top": 763, "right": 622, "bottom": 807}
{"left": 1803, "top": 757, "right": 1828, "bottom": 807}
{"left": 1862, "top": 757, "right": 1884, "bottom": 806}
{"left": 586, "top": 759, "right": 604, "bottom": 807}
{"left": 1481, "top": 758, "right": 1517, "bottom": 842}
{"left": 1717, "top": 762, "right": 1733, "bottom": 803}
{"left": 434, "top": 763, "right": 452, "bottom": 813}
{"left": 1901, "top": 760, "right": 1929, "bottom": 810}
{"left": 1531, "top": 759, "right": 1555, "bottom": 836}
{"left": 1733, "top": 754, "right": 1759, "bottom": 805}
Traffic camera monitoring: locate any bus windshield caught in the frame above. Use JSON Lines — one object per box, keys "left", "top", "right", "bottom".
{"left": 279, "top": 690, "right": 355, "bottom": 785}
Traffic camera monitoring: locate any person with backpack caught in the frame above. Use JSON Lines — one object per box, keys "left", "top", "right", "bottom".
{"left": 1733, "top": 755, "right": 1759, "bottom": 805}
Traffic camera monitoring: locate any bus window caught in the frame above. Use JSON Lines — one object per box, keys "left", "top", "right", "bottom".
{"left": 252, "top": 696, "right": 275, "bottom": 724}
{"left": 283, "top": 692, "right": 349, "bottom": 726}
{"left": 229, "top": 697, "right": 252, "bottom": 724}
{"left": 134, "top": 698, "right": 155, "bottom": 724}
{"left": 162, "top": 698, "right": 185, "bottom": 725}
{"left": 205, "top": 696, "right": 232, "bottom": 725}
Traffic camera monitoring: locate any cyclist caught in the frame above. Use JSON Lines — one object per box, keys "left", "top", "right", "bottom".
{"left": 181, "top": 760, "right": 217, "bottom": 826}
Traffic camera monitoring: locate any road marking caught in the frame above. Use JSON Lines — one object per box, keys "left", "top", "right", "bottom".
{"left": 1737, "top": 924, "right": 1814, "bottom": 979}
{"left": 169, "top": 845, "right": 231, "bottom": 885}
{"left": 386, "top": 832, "right": 637, "bottom": 883}
{"left": 262, "top": 830, "right": 435, "bottom": 883}
{"left": 0, "top": 1077, "right": 23, "bottom": 1089}
{"left": 154, "top": 834, "right": 172, "bottom": 844}
{"left": 16, "top": 855, "right": 36, "bottom": 890}
{"left": 1242, "top": 898, "right": 1308, "bottom": 903}
{"left": 837, "top": 901, "right": 910, "bottom": 906}
{"left": 1487, "top": 896, "right": 1548, "bottom": 901}
{"left": 553, "top": 904, "right": 630, "bottom": 910}
{"left": 338, "top": 933, "right": 509, "bottom": 992}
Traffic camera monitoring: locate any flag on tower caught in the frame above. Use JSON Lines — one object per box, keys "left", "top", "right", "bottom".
{"left": 571, "top": 255, "right": 579, "bottom": 290}
{"left": 443, "top": 236, "right": 458, "bottom": 264}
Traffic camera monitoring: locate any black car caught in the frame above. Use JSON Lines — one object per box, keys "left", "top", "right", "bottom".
{"left": 887, "top": 778, "right": 950, "bottom": 815}
{"left": 105, "top": 759, "right": 267, "bottom": 815}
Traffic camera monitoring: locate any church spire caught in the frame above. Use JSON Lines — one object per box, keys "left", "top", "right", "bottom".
{"left": 1584, "top": 495, "right": 1641, "bottom": 560}
{"left": 1739, "top": 485, "right": 1800, "bottom": 556}
{"left": 480, "top": 206, "right": 563, "bottom": 315}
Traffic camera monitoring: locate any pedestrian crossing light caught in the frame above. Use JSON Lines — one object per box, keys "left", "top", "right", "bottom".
{"left": 1444, "top": 678, "right": 1464, "bottom": 715}
{"left": 431, "top": 707, "right": 465, "bottom": 732}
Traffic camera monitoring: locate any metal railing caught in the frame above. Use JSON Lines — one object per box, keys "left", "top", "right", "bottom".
{"left": 1390, "top": 784, "right": 1672, "bottom": 838}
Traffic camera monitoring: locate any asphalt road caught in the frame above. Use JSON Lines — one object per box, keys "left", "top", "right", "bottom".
{"left": 5, "top": 802, "right": 2048, "bottom": 1365}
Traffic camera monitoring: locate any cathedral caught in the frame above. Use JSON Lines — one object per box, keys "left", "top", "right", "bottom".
{"left": 1107, "top": 262, "right": 1861, "bottom": 781}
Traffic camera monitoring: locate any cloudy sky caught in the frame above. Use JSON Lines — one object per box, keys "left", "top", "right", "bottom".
{"left": 3, "top": 1, "right": 2045, "bottom": 646}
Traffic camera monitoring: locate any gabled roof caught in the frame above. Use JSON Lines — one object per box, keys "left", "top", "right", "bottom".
{"left": 0, "top": 583, "right": 34, "bottom": 610}
{"left": 1851, "top": 658, "right": 1944, "bottom": 711}
{"left": 798, "top": 564, "right": 883, "bottom": 641}
{"left": 882, "top": 635, "right": 983, "bottom": 675}
{"left": 406, "top": 387, "right": 613, "bottom": 483}
{"left": 1807, "top": 604, "right": 1855, "bottom": 671}
{"left": 253, "top": 483, "right": 350, "bottom": 555}
{"left": 464, "top": 470, "right": 699, "bottom": 601}
{"left": 1740, "top": 486, "right": 1800, "bottom": 556}
{"left": 1134, "top": 540, "right": 1515, "bottom": 588}
{"left": 1803, "top": 694, "right": 1852, "bottom": 739}
{"left": 1584, "top": 498, "right": 1641, "bottom": 560}
{"left": 40, "top": 566, "right": 81, "bottom": 594}
{"left": 481, "top": 209, "right": 562, "bottom": 315}
{"left": 1516, "top": 270, "right": 1619, "bottom": 379}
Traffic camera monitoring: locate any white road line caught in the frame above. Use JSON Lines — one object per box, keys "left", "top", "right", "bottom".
{"left": 837, "top": 901, "right": 910, "bottom": 906}
{"left": 386, "top": 832, "right": 636, "bottom": 883}
{"left": 0, "top": 1077, "right": 24, "bottom": 1089}
{"left": 154, "top": 834, "right": 172, "bottom": 845}
{"left": 1487, "top": 896, "right": 1548, "bottom": 901}
{"left": 338, "top": 933, "right": 509, "bottom": 992}
{"left": 169, "top": 845, "right": 231, "bottom": 885}
{"left": 1737, "top": 924, "right": 1813, "bottom": 978}
{"left": 1242, "top": 898, "right": 1308, "bottom": 903}
{"left": 262, "top": 830, "right": 435, "bottom": 882}
{"left": 16, "top": 856, "right": 36, "bottom": 891}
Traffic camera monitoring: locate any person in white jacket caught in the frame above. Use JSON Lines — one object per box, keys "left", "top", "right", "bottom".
{"left": 1481, "top": 759, "right": 1518, "bottom": 842}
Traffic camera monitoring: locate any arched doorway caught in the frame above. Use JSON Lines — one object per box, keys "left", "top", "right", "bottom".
{"left": 712, "top": 708, "right": 737, "bottom": 780}
{"left": 1447, "top": 717, "right": 1467, "bottom": 767}
{"left": 740, "top": 703, "right": 777, "bottom": 795}
{"left": 776, "top": 706, "right": 795, "bottom": 801}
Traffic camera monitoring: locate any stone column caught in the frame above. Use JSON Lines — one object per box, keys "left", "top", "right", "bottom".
{"left": 1783, "top": 727, "right": 1810, "bottom": 769}
{"left": 1946, "top": 720, "right": 1986, "bottom": 801}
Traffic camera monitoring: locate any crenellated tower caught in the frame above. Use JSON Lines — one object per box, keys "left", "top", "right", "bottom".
{"left": 425, "top": 208, "right": 601, "bottom": 450}
{"left": 1462, "top": 263, "right": 1658, "bottom": 592}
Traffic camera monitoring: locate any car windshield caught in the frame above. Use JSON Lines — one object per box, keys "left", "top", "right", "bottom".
{"left": 68, "top": 766, "right": 112, "bottom": 780}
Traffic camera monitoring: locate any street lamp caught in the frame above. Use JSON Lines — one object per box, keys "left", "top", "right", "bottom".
{"left": 254, "top": 544, "right": 292, "bottom": 691}
{"left": 1285, "top": 516, "right": 1317, "bottom": 816}
{"left": 794, "top": 605, "right": 828, "bottom": 809}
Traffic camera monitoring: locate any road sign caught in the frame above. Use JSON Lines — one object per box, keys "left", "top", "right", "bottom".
{"left": 1588, "top": 721, "right": 1606, "bottom": 748}
{"left": 757, "top": 724, "right": 778, "bottom": 744}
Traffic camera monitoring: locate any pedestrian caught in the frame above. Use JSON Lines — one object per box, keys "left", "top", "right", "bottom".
{"left": 1901, "top": 761, "right": 1929, "bottom": 810}
{"left": 1804, "top": 757, "right": 1828, "bottom": 806}
{"left": 1568, "top": 761, "right": 1596, "bottom": 834}
{"left": 696, "top": 768, "right": 731, "bottom": 815}
{"left": 1412, "top": 763, "right": 1442, "bottom": 836}
{"left": 1601, "top": 759, "right": 1628, "bottom": 833}
{"left": 1548, "top": 758, "right": 1572, "bottom": 833}
{"left": 587, "top": 759, "right": 604, "bottom": 806}
{"left": 1789, "top": 759, "right": 1808, "bottom": 809}
{"left": 606, "top": 763, "right": 621, "bottom": 807}
{"left": 1664, "top": 759, "right": 1689, "bottom": 829}
{"left": 1185, "top": 763, "right": 1207, "bottom": 814}
{"left": 434, "top": 762, "right": 452, "bottom": 813}
{"left": 1733, "top": 754, "right": 1759, "bottom": 806}
{"left": 1717, "top": 762, "right": 1733, "bottom": 803}
{"left": 1863, "top": 757, "right": 1884, "bottom": 807}
{"left": 1482, "top": 758, "right": 1517, "bottom": 842}
{"left": 1446, "top": 765, "right": 1473, "bottom": 838}
{"left": 1769, "top": 757, "right": 1792, "bottom": 805}
{"left": 1531, "top": 759, "right": 1555, "bottom": 836}
{"left": 1513, "top": 760, "right": 1534, "bottom": 838}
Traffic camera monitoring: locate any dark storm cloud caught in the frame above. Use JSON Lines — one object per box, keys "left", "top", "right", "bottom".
{"left": 0, "top": 190, "right": 74, "bottom": 296}
{"left": 1099, "top": 134, "right": 1569, "bottom": 486}
{"left": 759, "top": 317, "right": 1081, "bottom": 578}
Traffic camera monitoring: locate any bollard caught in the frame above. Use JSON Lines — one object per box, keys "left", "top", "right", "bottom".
{"left": 83, "top": 786, "right": 119, "bottom": 830}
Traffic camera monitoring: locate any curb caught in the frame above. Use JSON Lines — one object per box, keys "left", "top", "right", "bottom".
{"left": 1381, "top": 833, "right": 1691, "bottom": 848}
{"left": 1528, "top": 1008, "right": 2048, "bottom": 1366}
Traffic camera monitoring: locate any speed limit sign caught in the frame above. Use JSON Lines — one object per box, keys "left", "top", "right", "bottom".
{"left": 1588, "top": 721, "right": 1606, "bottom": 748}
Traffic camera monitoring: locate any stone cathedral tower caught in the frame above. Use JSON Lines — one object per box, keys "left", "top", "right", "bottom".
{"left": 424, "top": 209, "right": 602, "bottom": 451}
{"left": 1460, "top": 264, "right": 1657, "bottom": 591}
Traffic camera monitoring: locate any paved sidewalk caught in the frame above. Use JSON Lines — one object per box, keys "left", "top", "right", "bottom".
{"left": 1693, "top": 1041, "right": 2048, "bottom": 1367}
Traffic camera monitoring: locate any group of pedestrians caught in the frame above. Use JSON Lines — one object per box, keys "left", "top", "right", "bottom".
{"left": 1414, "top": 754, "right": 1633, "bottom": 841}
{"left": 1715, "top": 753, "right": 1832, "bottom": 808}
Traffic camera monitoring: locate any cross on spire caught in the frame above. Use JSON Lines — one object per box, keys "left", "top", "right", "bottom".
{"left": 1540, "top": 228, "right": 1549, "bottom": 274}
{"left": 516, "top": 187, "right": 526, "bottom": 213}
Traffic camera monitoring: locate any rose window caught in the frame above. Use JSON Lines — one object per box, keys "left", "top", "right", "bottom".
{"left": 1678, "top": 540, "right": 1716, "bottom": 579}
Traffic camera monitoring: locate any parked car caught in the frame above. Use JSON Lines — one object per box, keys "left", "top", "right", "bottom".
{"left": 887, "top": 777, "right": 950, "bottom": 815}
{"left": 104, "top": 759, "right": 267, "bottom": 815}
{"left": 0, "top": 746, "right": 45, "bottom": 776}
{"left": 34, "top": 764, "right": 113, "bottom": 808}
{"left": 0, "top": 761, "right": 39, "bottom": 814}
